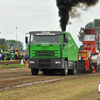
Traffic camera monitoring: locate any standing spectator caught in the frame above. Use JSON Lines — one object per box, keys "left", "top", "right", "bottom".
{"left": 18, "top": 53, "right": 20, "bottom": 60}
{"left": 21, "top": 54, "right": 24, "bottom": 59}
{"left": 24, "top": 53, "right": 28, "bottom": 61}
{"left": 1, "top": 53, "right": 5, "bottom": 61}
{"left": 0, "top": 53, "right": 2, "bottom": 61}
{"left": 15, "top": 54, "right": 18, "bottom": 60}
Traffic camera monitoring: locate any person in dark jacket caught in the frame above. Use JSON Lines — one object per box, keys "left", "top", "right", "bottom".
{"left": 24, "top": 53, "right": 29, "bottom": 61}
{"left": 0, "top": 53, "right": 2, "bottom": 61}
{"left": 1, "top": 53, "right": 5, "bottom": 60}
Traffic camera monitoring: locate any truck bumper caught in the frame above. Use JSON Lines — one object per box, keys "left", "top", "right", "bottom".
{"left": 29, "top": 58, "right": 65, "bottom": 69}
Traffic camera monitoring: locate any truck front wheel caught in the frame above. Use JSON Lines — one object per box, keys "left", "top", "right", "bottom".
{"left": 61, "top": 61, "right": 68, "bottom": 76}
{"left": 31, "top": 68, "right": 38, "bottom": 75}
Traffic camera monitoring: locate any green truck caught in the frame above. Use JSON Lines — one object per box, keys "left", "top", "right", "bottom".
{"left": 25, "top": 31, "right": 78, "bottom": 75}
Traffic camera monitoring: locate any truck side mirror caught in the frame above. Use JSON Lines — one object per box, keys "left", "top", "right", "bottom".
{"left": 25, "top": 37, "right": 28, "bottom": 44}
{"left": 65, "top": 38, "right": 68, "bottom": 43}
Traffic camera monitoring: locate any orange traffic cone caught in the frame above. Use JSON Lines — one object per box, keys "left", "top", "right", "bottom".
{"left": 26, "top": 61, "right": 28, "bottom": 67}
{"left": 0, "top": 66, "right": 1, "bottom": 68}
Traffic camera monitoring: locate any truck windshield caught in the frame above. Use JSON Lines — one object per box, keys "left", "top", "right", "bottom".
{"left": 84, "top": 35, "right": 95, "bottom": 41}
{"left": 30, "top": 35, "right": 62, "bottom": 44}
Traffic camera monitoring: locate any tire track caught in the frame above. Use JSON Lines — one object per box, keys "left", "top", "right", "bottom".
{"left": 0, "top": 71, "right": 100, "bottom": 90}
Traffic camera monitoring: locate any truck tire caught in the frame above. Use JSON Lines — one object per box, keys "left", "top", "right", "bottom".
{"left": 31, "top": 68, "right": 38, "bottom": 75}
{"left": 72, "top": 63, "right": 77, "bottom": 75}
{"left": 68, "top": 62, "right": 77, "bottom": 75}
{"left": 61, "top": 61, "right": 68, "bottom": 76}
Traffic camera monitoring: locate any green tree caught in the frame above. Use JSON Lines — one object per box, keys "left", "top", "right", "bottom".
{"left": 0, "top": 38, "right": 6, "bottom": 45}
{"left": 2, "top": 45, "right": 6, "bottom": 51}
{"left": 26, "top": 44, "right": 29, "bottom": 51}
{"left": 5, "top": 40, "right": 23, "bottom": 50}
{"left": 94, "top": 19, "right": 100, "bottom": 27}
{"left": 0, "top": 38, "right": 23, "bottom": 50}
{"left": 0, "top": 45, "right": 6, "bottom": 51}
{"left": 94, "top": 19, "right": 100, "bottom": 34}
{"left": 79, "top": 45, "right": 83, "bottom": 51}
{"left": 77, "top": 30, "right": 83, "bottom": 43}
{"left": 85, "top": 22, "right": 94, "bottom": 28}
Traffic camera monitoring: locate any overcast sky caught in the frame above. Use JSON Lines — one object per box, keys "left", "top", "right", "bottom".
{"left": 0, "top": 0, "right": 100, "bottom": 49}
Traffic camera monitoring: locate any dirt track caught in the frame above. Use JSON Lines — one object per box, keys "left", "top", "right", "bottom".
{"left": 0, "top": 67, "right": 100, "bottom": 92}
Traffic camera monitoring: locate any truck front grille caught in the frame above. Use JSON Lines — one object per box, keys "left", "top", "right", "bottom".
{"left": 32, "top": 50, "right": 58, "bottom": 57}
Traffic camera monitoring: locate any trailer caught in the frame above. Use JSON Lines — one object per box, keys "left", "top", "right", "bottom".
{"left": 25, "top": 31, "right": 78, "bottom": 75}
{"left": 77, "top": 27, "right": 100, "bottom": 73}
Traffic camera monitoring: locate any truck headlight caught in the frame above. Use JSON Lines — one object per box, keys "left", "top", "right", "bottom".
{"left": 55, "top": 61, "right": 61, "bottom": 64}
{"left": 30, "top": 61, "right": 35, "bottom": 64}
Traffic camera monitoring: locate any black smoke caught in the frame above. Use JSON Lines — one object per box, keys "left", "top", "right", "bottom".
{"left": 56, "top": 0, "right": 99, "bottom": 31}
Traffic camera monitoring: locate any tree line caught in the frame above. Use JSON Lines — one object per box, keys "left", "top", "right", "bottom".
{"left": 0, "top": 38, "right": 23, "bottom": 51}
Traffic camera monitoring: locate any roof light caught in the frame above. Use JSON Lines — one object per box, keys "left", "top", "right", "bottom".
{"left": 81, "top": 27, "right": 84, "bottom": 30}
{"left": 96, "top": 27, "right": 100, "bottom": 29}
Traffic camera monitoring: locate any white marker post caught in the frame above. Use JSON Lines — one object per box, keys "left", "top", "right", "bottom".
{"left": 98, "top": 81, "right": 100, "bottom": 93}
{"left": 21, "top": 59, "right": 23, "bottom": 65}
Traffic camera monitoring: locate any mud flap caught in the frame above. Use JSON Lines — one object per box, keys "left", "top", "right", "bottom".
{"left": 77, "top": 60, "right": 85, "bottom": 70}
{"left": 77, "top": 60, "right": 86, "bottom": 73}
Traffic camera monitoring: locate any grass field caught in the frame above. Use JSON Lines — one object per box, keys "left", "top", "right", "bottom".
{"left": 0, "top": 64, "right": 26, "bottom": 69}
{"left": 0, "top": 75, "right": 100, "bottom": 100}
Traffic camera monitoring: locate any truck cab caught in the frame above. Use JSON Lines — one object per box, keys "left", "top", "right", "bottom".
{"left": 83, "top": 28, "right": 98, "bottom": 54}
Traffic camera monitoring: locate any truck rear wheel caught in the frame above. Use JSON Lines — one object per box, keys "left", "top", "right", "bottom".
{"left": 31, "top": 68, "right": 38, "bottom": 75}
{"left": 71, "top": 63, "right": 77, "bottom": 75}
{"left": 68, "top": 62, "right": 77, "bottom": 75}
{"left": 61, "top": 61, "right": 68, "bottom": 76}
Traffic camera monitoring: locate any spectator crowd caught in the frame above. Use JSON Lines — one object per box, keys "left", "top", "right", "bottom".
{"left": 0, "top": 52, "right": 29, "bottom": 61}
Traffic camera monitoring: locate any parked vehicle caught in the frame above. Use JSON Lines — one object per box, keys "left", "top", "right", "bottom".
{"left": 25, "top": 31, "right": 78, "bottom": 75}
{"left": 78, "top": 27, "right": 100, "bottom": 73}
